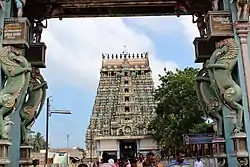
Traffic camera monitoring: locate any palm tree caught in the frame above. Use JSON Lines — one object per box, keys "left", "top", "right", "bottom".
{"left": 30, "top": 132, "right": 47, "bottom": 152}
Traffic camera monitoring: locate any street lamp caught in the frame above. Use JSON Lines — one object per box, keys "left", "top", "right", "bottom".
{"left": 45, "top": 97, "right": 71, "bottom": 165}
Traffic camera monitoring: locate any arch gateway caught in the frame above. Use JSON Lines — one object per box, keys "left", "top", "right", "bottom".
{"left": 1, "top": 0, "right": 250, "bottom": 166}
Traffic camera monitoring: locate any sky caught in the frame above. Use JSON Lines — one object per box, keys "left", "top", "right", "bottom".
{"left": 32, "top": 15, "right": 201, "bottom": 149}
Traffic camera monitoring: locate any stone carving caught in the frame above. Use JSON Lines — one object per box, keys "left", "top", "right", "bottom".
{"left": 192, "top": 13, "right": 206, "bottom": 38}
{"left": 174, "top": 2, "right": 187, "bottom": 17}
{"left": 23, "top": 125, "right": 34, "bottom": 144}
{"left": 3, "top": 116, "right": 14, "bottom": 140}
{"left": 119, "top": 129, "right": 124, "bottom": 136}
{"left": 230, "top": 0, "right": 249, "bottom": 20}
{"left": 210, "top": 0, "right": 219, "bottom": 10}
{"left": 20, "top": 67, "right": 47, "bottom": 145}
{"left": 15, "top": 0, "right": 26, "bottom": 17}
{"left": 206, "top": 38, "right": 243, "bottom": 133}
{"left": 124, "top": 126, "right": 132, "bottom": 135}
{"left": 33, "top": 18, "right": 48, "bottom": 43}
{"left": 131, "top": 71, "right": 137, "bottom": 78}
{"left": 0, "top": 46, "right": 31, "bottom": 139}
{"left": 196, "top": 67, "right": 223, "bottom": 137}
{"left": 0, "top": 0, "right": 4, "bottom": 10}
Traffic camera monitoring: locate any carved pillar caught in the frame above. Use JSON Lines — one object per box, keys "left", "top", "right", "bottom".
{"left": 0, "top": 2, "right": 18, "bottom": 167}
{"left": 234, "top": 21, "right": 250, "bottom": 109}
{"left": 117, "top": 140, "right": 120, "bottom": 159}
{"left": 136, "top": 140, "right": 140, "bottom": 153}
{"left": 232, "top": 19, "right": 250, "bottom": 167}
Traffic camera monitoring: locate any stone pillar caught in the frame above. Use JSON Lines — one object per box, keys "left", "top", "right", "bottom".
{"left": 19, "top": 145, "right": 33, "bottom": 167}
{"left": 234, "top": 21, "right": 250, "bottom": 108}
{"left": 229, "top": 0, "right": 250, "bottom": 165}
{"left": 0, "top": 1, "right": 22, "bottom": 167}
{"left": 233, "top": 21, "right": 250, "bottom": 166}
{"left": 117, "top": 140, "right": 120, "bottom": 159}
{"left": 136, "top": 140, "right": 140, "bottom": 153}
{"left": 0, "top": 2, "right": 12, "bottom": 166}
{"left": 100, "top": 151, "right": 103, "bottom": 161}
{"left": 234, "top": 20, "right": 250, "bottom": 146}
{"left": 0, "top": 140, "right": 11, "bottom": 167}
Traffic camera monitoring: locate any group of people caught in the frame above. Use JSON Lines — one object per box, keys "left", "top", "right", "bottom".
{"left": 96, "top": 152, "right": 164, "bottom": 167}
{"left": 167, "top": 149, "right": 205, "bottom": 167}
{"left": 78, "top": 149, "right": 205, "bottom": 167}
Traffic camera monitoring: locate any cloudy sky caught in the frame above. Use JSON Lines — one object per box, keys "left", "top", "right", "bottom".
{"left": 32, "top": 16, "right": 200, "bottom": 148}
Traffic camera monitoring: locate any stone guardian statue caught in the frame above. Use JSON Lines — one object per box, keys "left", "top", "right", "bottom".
{"left": 0, "top": 46, "right": 31, "bottom": 139}
{"left": 20, "top": 67, "right": 47, "bottom": 144}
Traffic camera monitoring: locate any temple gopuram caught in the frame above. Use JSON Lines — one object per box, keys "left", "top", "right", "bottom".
{"left": 85, "top": 52, "right": 158, "bottom": 161}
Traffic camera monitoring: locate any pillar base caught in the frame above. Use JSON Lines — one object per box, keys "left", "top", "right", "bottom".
{"left": 19, "top": 145, "right": 33, "bottom": 166}
{"left": 0, "top": 140, "right": 11, "bottom": 166}
{"left": 212, "top": 137, "right": 227, "bottom": 158}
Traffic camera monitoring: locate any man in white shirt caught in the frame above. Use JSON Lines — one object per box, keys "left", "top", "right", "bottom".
{"left": 194, "top": 157, "right": 204, "bottom": 167}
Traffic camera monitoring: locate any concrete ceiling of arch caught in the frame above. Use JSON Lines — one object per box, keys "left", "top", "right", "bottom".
{"left": 24, "top": 0, "right": 212, "bottom": 19}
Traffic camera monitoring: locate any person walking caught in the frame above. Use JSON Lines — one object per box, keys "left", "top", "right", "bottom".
{"left": 168, "top": 149, "right": 190, "bottom": 167}
{"left": 194, "top": 157, "right": 204, "bottom": 167}
{"left": 137, "top": 153, "right": 144, "bottom": 167}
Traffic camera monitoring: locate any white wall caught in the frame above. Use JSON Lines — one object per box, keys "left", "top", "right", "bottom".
{"left": 140, "top": 138, "right": 157, "bottom": 150}
{"left": 99, "top": 140, "right": 118, "bottom": 151}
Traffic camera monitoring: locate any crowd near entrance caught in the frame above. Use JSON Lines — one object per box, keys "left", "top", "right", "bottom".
{"left": 120, "top": 140, "right": 137, "bottom": 159}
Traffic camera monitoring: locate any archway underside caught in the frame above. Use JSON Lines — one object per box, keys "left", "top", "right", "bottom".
{"left": 25, "top": 0, "right": 211, "bottom": 18}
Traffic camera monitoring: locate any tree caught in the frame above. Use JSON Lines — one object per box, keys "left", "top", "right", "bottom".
{"left": 148, "top": 67, "right": 211, "bottom": 149}
{"left": 29, "top": 132, "right": 47, "bottom": 152}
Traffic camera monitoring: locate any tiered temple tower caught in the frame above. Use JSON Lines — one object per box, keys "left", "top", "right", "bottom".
{"left": 85, "top": 52, "right": 157, "bottom": 161}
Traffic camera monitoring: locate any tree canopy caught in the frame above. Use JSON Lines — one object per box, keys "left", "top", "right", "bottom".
{"left": 28, "top": 132, "right": 47, "bottom": 152}
{"left": 148, "top": 67, "right": 213, "bottom": 149}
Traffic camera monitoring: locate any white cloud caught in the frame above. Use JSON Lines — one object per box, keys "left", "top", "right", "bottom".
{"left": 179, "top": 16, "right": 200, "bottom": 43}
{"left": 124, "top": 16, "right": 199, "bottom": 40}
{"left": 126, "top": 16, "right": 183, "bottom": 35}
{"left": 42, "top": 17, "right": 179, "bottom": 90}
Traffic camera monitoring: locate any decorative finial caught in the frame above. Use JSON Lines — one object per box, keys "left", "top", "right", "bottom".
{"left": 102, "top": 54, "right": 105, "bottom": 59}
{"left": 132, "top": 53, "right": 135, "bottom": 58}
{"left": 122, "top": 45, "right": 129, "bottom": 57}
{"left": 115, "top": 54, "right": 118, "bottom": 59}
{"left": 111, "top": 54, "right": 114, "bottom": 59}
{"left": 137, "top": 53, "right": 139, "bottom": 58}
{"left": 122, "top": 45, "right": 127, "bottom": 53}
{"left": 107, "top": 54, "right": 110, "bottom": 59}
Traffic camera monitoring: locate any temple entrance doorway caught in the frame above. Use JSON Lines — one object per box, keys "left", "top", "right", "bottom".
{"left": 119, "top": 140, "right": 137, "bottom": 159}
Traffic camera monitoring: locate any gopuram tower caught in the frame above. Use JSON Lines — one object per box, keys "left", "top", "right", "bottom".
{"left": 85, "top": 52, "right": 157, "bottom": 161}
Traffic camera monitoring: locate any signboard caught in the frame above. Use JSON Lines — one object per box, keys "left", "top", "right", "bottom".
{"left": 206, "top": 11, "right": 233, "bottom": 39}
{"left": 3, "top": 17, "right": 30, "bottom": 48}
{"left": 183, "top": 133, "right": 214, "bottom": 144}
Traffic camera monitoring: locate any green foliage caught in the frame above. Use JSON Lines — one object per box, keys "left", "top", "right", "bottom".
{"left": 189, "top": 122, "right": 214, "bottom": 134}
{"left": 28, "top": 132, "right": 47, "bottom": 152}
{"left": 149, "top": 67, "right": 210, "bottom": 148}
